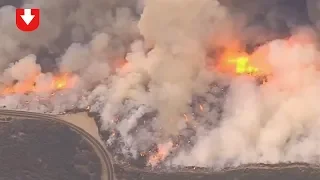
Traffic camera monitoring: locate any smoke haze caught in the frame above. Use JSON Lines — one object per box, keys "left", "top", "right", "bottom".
{"left": 1, "top": 0, "right": 320, "bottom": 169}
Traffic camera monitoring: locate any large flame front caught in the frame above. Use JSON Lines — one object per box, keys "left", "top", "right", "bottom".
{"left": 0, "top": 73, "right": 75, "bottom": 96}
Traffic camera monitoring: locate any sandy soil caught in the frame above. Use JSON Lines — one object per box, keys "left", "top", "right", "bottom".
{"left": 58, "top": 112, "right": 104, "bottom": 145}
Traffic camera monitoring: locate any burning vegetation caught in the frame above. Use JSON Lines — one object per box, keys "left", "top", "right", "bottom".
{"left": 0, "top": 0, "right": 320, "bottom": 173}
{"left": 217, "top": 53, "right": 259, "bottom": 75}
{"left": 0, "top": 73, "right": 75, "bottom": 95}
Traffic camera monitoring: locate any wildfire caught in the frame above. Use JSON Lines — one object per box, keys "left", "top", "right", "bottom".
{"left": 227, "top": 56, "right": 259, "bottom": 74}
{"left": 112, "top": 58, "right": 130, "bottom": 74}
{"left": 148, "top": 141, "right": 173, "bottom": 167}
{"left": 0, "top": 73, "right": 76, "bottom": 96}
{"left": 52, "top": 73, "right": 73, "bottom": 90}
{"left": 215, "top": 50, "right": 262, "bottom": 76}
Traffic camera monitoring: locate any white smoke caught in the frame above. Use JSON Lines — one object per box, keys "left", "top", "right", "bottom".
{"left": 1, "top": 0, "right": 320, "bottom": 170}
{"left": 172, "top": 28, "right": 320, "bottom": 168}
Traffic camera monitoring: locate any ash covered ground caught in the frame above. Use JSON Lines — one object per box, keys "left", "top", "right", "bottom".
{"left": 1, "top": 0, "right": 320, "bottom": 173}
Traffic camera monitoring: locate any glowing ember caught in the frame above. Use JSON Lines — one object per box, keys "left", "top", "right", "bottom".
{"left": 113, "top": 58, "right": 129, "bottom": 71}
{"left": 199, "top": 104, "right": 204, "bottom": 111}
{"left": 148, "top": 141, "right": 173, "bottom": 167}
{"left": 183, "top": 114, "right": 188, "bottom": 122}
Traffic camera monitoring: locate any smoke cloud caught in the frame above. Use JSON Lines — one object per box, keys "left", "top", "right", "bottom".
{"left": 1, "top": 0, "right": 320, "bottom": 170}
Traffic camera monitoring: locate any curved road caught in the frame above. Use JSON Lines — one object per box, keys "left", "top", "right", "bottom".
{"left": 0, "top": 109, "right": 114, "bottom": 180}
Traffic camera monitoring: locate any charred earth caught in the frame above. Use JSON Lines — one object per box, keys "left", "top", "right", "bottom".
{"left": 84, "top": 110, "right": 320, "bottom": 180}
{"left": 0, "top": 110, "right": 113, "bottom": 180}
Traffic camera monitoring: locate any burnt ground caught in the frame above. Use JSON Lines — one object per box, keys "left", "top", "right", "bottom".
{"left": 1, "top": 111, "right": 320, "bottom": 180}
{"left": 85, "top": 111, "right": 320, "bottom": 180}
{"left": 114, "top": 163, "right": 320, "bottom": 180}
{"left": 0, "top": 117, "right": 104, "bottom": 180}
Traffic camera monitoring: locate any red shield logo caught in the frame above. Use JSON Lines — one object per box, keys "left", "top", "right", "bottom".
{"left": 16, "top": 8, "right": 40, "bottom": 32}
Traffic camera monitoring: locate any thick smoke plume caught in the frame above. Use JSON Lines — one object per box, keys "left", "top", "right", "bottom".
{"left": 1, "top": 0, "right": 320, "bottom": 169}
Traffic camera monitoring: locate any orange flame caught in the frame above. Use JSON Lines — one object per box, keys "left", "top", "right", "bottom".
{"left": 113, "top": 58, "right": 128, "bottom": 70}
{"left": 52, "top": 73, "right": 73, "bottom": 90}
{"left": 111, "top": 58, "right": 132, "bottom": 75}
{"left": 148, "top": 141, "right": 173, "bottom": 167}
{"left": 0, "top": 73, "right": 75, "bottom": 96}
{"left": 216, "top": 50, "right": 261, "bottom": 76}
